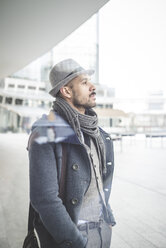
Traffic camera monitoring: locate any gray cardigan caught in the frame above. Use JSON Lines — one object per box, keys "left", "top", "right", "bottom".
{"left": 28, "top": 114, "right": 116, "bottom": 248}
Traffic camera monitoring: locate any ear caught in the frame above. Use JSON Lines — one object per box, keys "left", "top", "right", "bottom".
{"left": 59, "top": 86, "right": 72, "bottom": 99}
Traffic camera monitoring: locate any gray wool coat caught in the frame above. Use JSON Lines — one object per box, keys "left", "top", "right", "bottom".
{"left": 28, "top": 114, "right": 116, "bottom": 248}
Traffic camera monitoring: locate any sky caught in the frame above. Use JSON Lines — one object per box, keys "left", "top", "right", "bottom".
{"left": 99, "top": 0, "right": 166, "bottom": 98}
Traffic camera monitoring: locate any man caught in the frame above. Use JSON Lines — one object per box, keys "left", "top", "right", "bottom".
{"left": 28, "top": 58, "right": 116, "bottom": 248}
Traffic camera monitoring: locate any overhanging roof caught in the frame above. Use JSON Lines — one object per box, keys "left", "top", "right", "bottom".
{"left": 0, "top": 0, "right": 109, "bottom": 78}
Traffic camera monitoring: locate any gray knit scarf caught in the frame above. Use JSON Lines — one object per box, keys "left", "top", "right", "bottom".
{"left": 53, "top": 96, "right": 107, "bottom": 175}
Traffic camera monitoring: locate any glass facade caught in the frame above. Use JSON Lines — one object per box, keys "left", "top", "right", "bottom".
{"left": 12, "top": 13, "right": 99, "bottom": 86}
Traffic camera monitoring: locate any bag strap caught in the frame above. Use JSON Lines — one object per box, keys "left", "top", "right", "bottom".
{"left": 27, "top": 203, "right": 35, "bottom": 233}
{"left": 59, "top": 143, "right": 67, "bottom": 200}
{"left": 27, "top": 142, "right": 66, "bottom": 232}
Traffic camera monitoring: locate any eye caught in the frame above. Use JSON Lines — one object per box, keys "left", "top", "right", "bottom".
{"left": 82, "top": 80, "right": 87, "bottom": 85}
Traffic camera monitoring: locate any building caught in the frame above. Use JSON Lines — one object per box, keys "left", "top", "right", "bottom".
{"left": 0, "top": 77, "right": 53, "bottom": 132}
{"left": 0, "top": 77, "right": 120, "bottom": 133}
{"left": 113, "top": 90, "right": 166, "bottom": 133}
{"left": 133, "top": 90, "right": 166, "bottom": 133}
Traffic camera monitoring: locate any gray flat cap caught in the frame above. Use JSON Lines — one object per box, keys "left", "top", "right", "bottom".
{"left": 49, "top": 58, "right": 94, "bottom": 96}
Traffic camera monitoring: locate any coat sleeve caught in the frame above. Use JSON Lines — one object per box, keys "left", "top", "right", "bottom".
{"left": 29, "top": 141, "right": 87, "bottom": 248}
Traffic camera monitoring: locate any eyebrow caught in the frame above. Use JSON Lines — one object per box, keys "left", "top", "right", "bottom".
{"left": 80, "top": 76, "right": 90, "bottom": 82}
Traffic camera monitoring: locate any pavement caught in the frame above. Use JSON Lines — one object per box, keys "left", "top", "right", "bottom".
{"left": 0, "top": 133, "right": 166, "bottom": 248}
{"left": 111, "top": 135, "right": 166, "bottom": 248}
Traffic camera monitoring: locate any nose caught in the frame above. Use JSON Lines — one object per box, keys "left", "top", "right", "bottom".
{"left": 89, "top": 81, "right": 96, "bottom": 91}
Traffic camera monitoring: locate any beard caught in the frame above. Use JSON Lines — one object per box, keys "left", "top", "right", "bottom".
{"left": 72, "top": 96, "right": 96, "bottom": 110}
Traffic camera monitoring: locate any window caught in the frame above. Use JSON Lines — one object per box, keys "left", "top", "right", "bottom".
{"left": 28, "top": 86, "right": 36, "bottom": 90}
{"left": 105, "top": 104, "right": 113, "bottom": 109}
{"left": 39, "top": 87, "right": 46, "bottom": 91}
{"left": 38, "top": 101, "right": 45, "bottom": 107}
{"left": 0, "top": 95, "right": 3, "bottom": 103}
{"left": 15, "top": 99, "right": 23, "bottom": 105}
{"left": 24, "top": 100, "right": 29, "bottom": 106}
{"left": 96, "top": 104, "right": 103, "bottom": 108}
{"left": 97, "top": 89, "right": 104, "bottom": 96}
{"left": 0, "top": 80, "right": 4, "bottom": 88}
{"left": 5, "top": 97, "right": 12, "bottom": 104}
{"left": 8, "top": 84, "right": 15, "bottom": 88}
{"left": 148, "top": 102, "right": 164, "bottom": 110}
{"left": 18, "top": 85, "right": 25, "bottom": 89}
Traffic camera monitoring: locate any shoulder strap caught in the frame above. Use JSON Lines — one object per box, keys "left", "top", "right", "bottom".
{"left": 59, "top": 143, "right": 67, "bottom": 201}
{"left": 27, "top": 203, "right": 35, "bottom": 232}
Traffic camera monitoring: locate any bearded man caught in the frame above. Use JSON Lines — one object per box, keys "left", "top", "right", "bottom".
{"left": 28, "top": 59, "right": 116, "bottom": 248}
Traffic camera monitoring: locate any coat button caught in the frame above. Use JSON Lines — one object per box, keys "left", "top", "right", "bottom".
{"left": 71, "top": 198, "right": 78, "bottom": 205}
{"left": 107, "top": 161, "right": 112, "bottom": 166}
{"left": 65, "top": 240, "right": 72, "bottom": 247}
{"left": 72, "top": 164, "right": 79, "bottom": 171}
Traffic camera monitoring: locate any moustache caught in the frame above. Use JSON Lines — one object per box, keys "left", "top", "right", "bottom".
{"left": 89, "top": 92, "right": 96, "bottom": 97}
